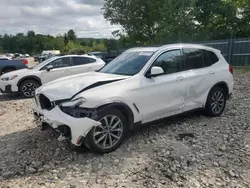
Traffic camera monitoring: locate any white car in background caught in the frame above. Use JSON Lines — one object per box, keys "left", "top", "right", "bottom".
{"left": 33, "top": 44, "right": 233, "bottom": 153}
{"left": 0, "top": 56, "right": 12, "bottom": 60}
{"left": 0, "top": 55, "right": 105, "bottom": 97}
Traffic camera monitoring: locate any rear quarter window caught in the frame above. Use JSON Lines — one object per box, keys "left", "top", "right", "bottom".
{"left": 183, "top": 48, "right": 204, "bottom": 70}
{"left": 202, "top": 50, "right": 219, "bottom": 67}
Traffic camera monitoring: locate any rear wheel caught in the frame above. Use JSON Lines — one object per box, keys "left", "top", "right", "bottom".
{"left": 85, "top": 108, "right": 127, "bottom": 153}
{"left": 19, "top": 80, "right": 40, "bottom": 98}
{"left": 205, "top": 87, "right": 226, "bottom": 117}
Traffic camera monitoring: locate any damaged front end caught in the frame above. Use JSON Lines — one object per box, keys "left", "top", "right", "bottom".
{"left": 33, "top": 95, "right": 101, "bottom": 146}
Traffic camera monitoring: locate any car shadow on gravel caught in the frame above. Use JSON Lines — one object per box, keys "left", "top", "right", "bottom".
{"left": 0, "top": 126, "right": 132, "bottom": 180}
{"left": 129, "top": 110, "right": 205, "bottom": 137}
{"left": 0, "top": 127, "right": 83, "bottom": 180}
{"left": 0, "top": 93, "right": 27, "bottom": 101}
{"left": 0, "top": 110, "right": 206, "bottom": 181}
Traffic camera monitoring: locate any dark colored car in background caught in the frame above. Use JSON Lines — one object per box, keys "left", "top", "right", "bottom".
{"left": 0, "top": 59, "right": 28, "bottom": 75}
{"left": 88, "top": 51, "right": 124, "bottom": 64}
{"left": 34, "top": 54, "right": 40, "bottom": 62}
{"left": 38, "top": 54, "right": 62, "bottom": 63}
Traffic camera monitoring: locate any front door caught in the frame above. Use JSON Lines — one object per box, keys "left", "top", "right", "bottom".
{"left": 40, "top": 57, "right": 72, "bottom": 84}
{"left": 137, "top": 49, "right": 188, "bottom": 123}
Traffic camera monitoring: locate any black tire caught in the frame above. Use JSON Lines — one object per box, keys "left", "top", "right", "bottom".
{"left": 19, "top": 80, "right": 40, "bottom": 98}
{"left": 85, "top": 108, "right": 128, "bottom": 153}
{"left": 205, "top": 87, "right": 226, "bottom": 117}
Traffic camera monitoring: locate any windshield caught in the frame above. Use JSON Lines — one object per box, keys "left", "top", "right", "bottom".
{"left": 30, "top": 57, "right": 57, "bottom": 70}
{"left": 100, "top": 51, "right": 154, "bottom": 76}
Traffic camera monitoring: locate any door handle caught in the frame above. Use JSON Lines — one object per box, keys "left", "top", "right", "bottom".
{"left": 176, "top": 76, "right": 184, "bottom": 81}
{"left": 209, "top": 71, "right": 215, "bottom": 75}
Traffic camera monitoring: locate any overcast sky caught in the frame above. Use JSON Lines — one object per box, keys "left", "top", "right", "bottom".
{"left": 0, "top": 0, "right": 120, "bottom": 38}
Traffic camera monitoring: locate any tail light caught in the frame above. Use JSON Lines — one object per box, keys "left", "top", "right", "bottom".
{"left": 23, "top": 59, "right": 28, "bottom": 65}
{"left": 229, "top": 65, "right": 233, "bottom": 74}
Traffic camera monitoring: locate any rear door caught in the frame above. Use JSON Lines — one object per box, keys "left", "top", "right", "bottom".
{"left": 183, "top": 48, "right": 220, "bottom": 111}
{"left": 70, "top": 56, "right": 104, "bottom": 75}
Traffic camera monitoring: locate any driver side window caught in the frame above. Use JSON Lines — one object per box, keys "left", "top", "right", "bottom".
{"left": 152, "top": 50, "right": 183, "bottom": 75}
{"left": 42, "top": 57, "right": 70, "bottom": 70}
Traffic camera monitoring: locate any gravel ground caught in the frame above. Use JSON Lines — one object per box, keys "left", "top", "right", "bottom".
{"left": 0, "top": 70, "right": 250, "bottom": 188}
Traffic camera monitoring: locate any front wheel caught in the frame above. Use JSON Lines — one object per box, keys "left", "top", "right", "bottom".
{"left": 205, "top": 87, "right": 226, "bottom": 117}
{"left": 19, "top": 80, "right": 40, "bottom": 98}
{"left": 85, "top": 108, "right": 128, "bottom": 153}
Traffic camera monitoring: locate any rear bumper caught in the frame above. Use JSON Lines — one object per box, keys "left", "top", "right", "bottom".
{"left": 33, "top": 105, "right": 101, "bottom": 146}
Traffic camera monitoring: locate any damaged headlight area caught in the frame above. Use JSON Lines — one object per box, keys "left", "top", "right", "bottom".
{"left": 59, "top": 97, "right": 96, "bottom": 118}
{"left": 60, "top": 106, "right": 95, "bottom": 118}
{"left": 61, "top": 97, "right": 86, "bottom": 108}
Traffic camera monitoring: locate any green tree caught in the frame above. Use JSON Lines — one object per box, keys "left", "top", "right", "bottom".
{"left": 64, "top": 33, "right": 69, "bottom": 45}
{"left": 67, "top": 29, "right": 77, "bottom": 42}
{"left": 103, "top": 0, "right": 250, "bottom": 44}
{"left": 156, "top": 0, "right": 196, "bottom": 43}
{"left": 53, "top": 36, "right": 65, "bottom": 51}
{"left": 103, "top": 0, "right": 165, "bottom": 44}
{"left": 92, "top": 42, "right": 107, "bottom": 51}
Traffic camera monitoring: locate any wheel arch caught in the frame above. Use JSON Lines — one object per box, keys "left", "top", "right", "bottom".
{"left": 96, "top": 102, "right": 135, "bottom": 131}
{"left": 17, "top": 76, "right": 42, "bottom": 88}
{"left": 206, "top": 81, "right": 229, "bottom": 105}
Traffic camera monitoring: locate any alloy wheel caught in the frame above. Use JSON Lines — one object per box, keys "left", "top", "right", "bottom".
{"left": 211, "top": 90, "right": 225, "bottom": 114}
{"left": 93, "top": 115, "right": 124, "bottom": 149}
{"left": 21, "top": 82, "right": 38, "bottom": 97}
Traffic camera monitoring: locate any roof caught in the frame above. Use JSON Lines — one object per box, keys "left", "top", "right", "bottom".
{"left": 60, "top": 54, "right": 98, "bottom": 59}
{"left": 125, "top": 43, "right": 219, "bottom": 53}
{"left": 126, "top": 47, "right": 161, "bottom": 52}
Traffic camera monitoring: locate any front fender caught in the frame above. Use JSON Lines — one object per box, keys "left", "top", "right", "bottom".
{"left": 94, "top": 101, "right": 139, "bottom": 130}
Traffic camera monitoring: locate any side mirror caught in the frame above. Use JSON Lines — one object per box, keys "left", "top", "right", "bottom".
{"left": 146, "top": 66, "right": 164, "bottom": 78}
{"left": 46, "top": 65, "right": 53, "bottom": 71}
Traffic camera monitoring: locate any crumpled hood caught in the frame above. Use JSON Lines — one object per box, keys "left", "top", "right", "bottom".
{"left": 37, "top": 72, "right": 130, "bottom": 101}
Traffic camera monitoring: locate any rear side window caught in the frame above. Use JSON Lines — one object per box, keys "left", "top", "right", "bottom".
{"left": 72, "top": 57, "right": 91, "bottom": 66}
{"left": 183, "top": 48, "right": 203, "bottom": 70}
{"left": 202, "top": 50, "right": 219, "bottom": 67}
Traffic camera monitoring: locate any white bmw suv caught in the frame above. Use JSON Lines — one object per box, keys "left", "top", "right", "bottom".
{"left": 0, "top": 55, "right": 105, "bottom": 98}
{"left": 33, "top": 44, "right": 233, "bottom": 153}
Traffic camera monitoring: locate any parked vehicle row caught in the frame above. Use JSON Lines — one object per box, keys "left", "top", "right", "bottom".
{"left": 35, "top": 50, "right": 61, "bottom": 63}
{"left": 88, "top": 51, "right": 122, "bottom": 64}
{"left": 13, "top": 53, "right": 29, "bottom": 58}
{"left": 0, "top": 56, "right": 12, "bottom": 60}
{"left": 0, "top": 55, "right": 105, "bottom": 97}
{"left": 30, "top": 44, "right": 233, "bottom": 153}
{"left": 0, "top": 53, "right": 29, "bottom": 59}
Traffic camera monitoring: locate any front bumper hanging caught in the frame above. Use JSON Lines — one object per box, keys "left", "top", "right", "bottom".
{"left": 33, "top": 105, "right": 101, "bottom": 146}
